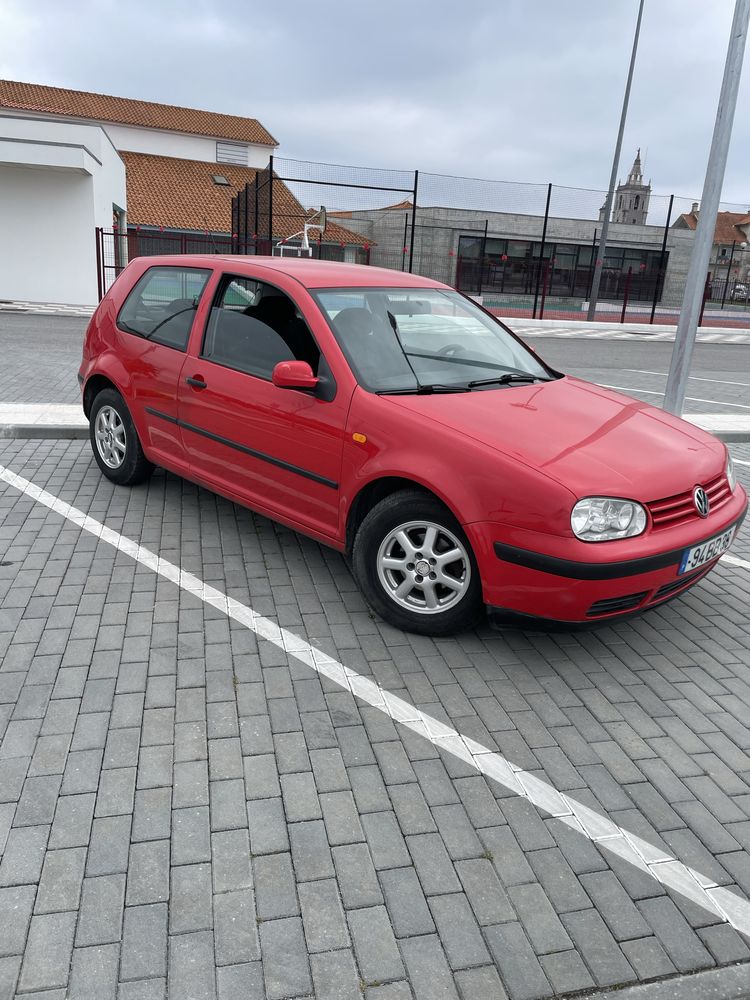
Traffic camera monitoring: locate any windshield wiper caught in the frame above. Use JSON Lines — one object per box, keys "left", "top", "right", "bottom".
{"left": 377, "top": 383, "right": 470, "bottom": 395}
{"left": 468, "top": 373, "right": 549, "bottom": 388}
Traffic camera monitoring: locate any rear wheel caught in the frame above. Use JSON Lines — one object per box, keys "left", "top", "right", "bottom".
{"left": 352, "top": 490, "right": 483, "bottom": 635}
{"left": 89, "top": 388, "right": 154, "bottom": 486}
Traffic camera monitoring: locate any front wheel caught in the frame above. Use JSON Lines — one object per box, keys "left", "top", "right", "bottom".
{"left": 351, "top": 490, "right": 483, "bottom": 635}
{"left": 89, "top": 388, "right": 154, "bottom": 486}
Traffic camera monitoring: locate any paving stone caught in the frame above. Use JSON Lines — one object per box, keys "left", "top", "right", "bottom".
{"left": 636, "top": 896, "right": 715, "bottom": 973}
{"left": 17, "top": 911, "right": 77, "bottom": 992}
{"left": 243, "top": 754, "right": 281, "bottom": 800}
{"left": 212, "top": 829, "right": 252, "bottom": 893}
{"left": 254, "top": 852, "right": 299, "bottom": 919}
{"left": 379, "top": 866, "right": 435, "bottom": 938}
{"left": 120, "top": 903, "right": 168, "bottom": 981}
{"left": 507, "top": 883, "right": 572, "bottom": 955}
{"left": 454, "top": 965, "right": 508, "bottom": 1000}
{"left": 429, "top": 893, "right": 491, "bottom": 970}
{"left": 0, "top": 884, "right": 35, "bottom": 958}
{"left": 171, "top": 806, "right": 211, "bottom": 865}
{"left": 117, "top": 978, "right": 166, "bottom": 1000}
{"left": 169, "top": 863, "right": 212, "bottom": 934}
{"left": 388, "top": 783, "right": 436, "bottom": 835}
{"left": 0, "top": 956, "right": 20, "bottom": 999}
{"left": 68, "top": 943, "right": 119, "bottom": 1000}
{"left": 173, "top": 760, "right": 209, "bottom": 809}
{"left": 259, "top": 917, "right": 312, "bottom": 1000}
{"left": 34, "top": 847, "right": 87, "bottom": 913}
{"left": 273, "top": 732, "right": 310, "bottom": 774}
{"left": 168, "top": 930, "right": 216, "bottom": 1000}
{"left": 310, "top": 949, "right": 361, "bottom": 1000}
{"left": 619, "top": 936, "right": 676, "bottom": 980}
{"left": 298, "top": 879, "right": 350, "bottom": 953}
{"left": 0, "top": 823, "right": 49, "bottom": 885}
{"left": 310, "top": 748, "right": 349, "bottom": 793}
{"left": 14, "top": 774, "right": 62, "bottom": 826}
{"left": 214, "top": 889, "right": 259, "bottom": 965}
{"left": 137, "top": 746, "right": 173, "bottom": 790}
{"left": 580, "top": 870, "right": 652, "bottom": 941}
{"left": 348, "top": 905, "right": 405, "bottom": 983}
{"left": 373, "top": 741, "right": 416, "bottom": 785}
{"left": 131, "top": 787, "right": 172, "bottom": 842}
{"left": 85, "top": 815, "right": 132, "bottom": 876}
{"left": 289, "top": 819, "right": 334, "bottom": 881}
{"left": 698, "top": 922, "right": 750, "bottom": 964}
{"left": 280, "top": 771, "right": 322, "bottom": 822}
{"left": 561, "top": 908, "right": 636, "bottom": 988}
{"left": 455, "top": 857, "right": 515, "bottom": 926}
{"left": 126, "top": 839, "right": 170, "bottom": 905}
{"left": 0, "top": 757, "right": 31, "bottom": 802}
{"left": 102, "top": 727, "right": 140, "bottom": 769}
{"left": 209, "top": 778, "right": 247, "bottom": 831}
{"left": 60, "top": 748, "right": 103, "bottom": 794}
{"left": 406, "top": 833, "right": 461, "bottom": 895}
{"left": 539, "top": 950, "right": 595, "bottom": 995}
{"left": 360, "top": 810, "right": 410, "bottom": 869}
{"left": 76, "top": 874, "right": 126, "bottom": 946}
{"left": 216, "top": 961, "right": 264, "bottom": 1000}
{"left": 96, "top": 766, "right": 136, "bottom": 816}
{"left": 484, "top": 922, "right": 552, "bottom": 1000}
{"left": 318, "top": 790, "right": 365, "bottom": 847}
{"left": 399, "top": 934, "right": 458, "bottom": 1000}
{"left": 366, "top": 984, "right": 414, "bottom": 1000}
{"left": 333, "top": 843, "right": 383, "bottom": 909}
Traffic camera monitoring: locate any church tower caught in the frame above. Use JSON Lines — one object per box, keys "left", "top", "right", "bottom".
{"left": 612, "top": 149, "right": 651, "bottom": 225}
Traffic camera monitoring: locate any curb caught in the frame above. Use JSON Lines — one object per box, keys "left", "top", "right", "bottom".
{"left": 591, "top": 962, "right": 750, "bottom": 1000}
{"left": 0, "top": 425, "right": 88, "bottom": 440}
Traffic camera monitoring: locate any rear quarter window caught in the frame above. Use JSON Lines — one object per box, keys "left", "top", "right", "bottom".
{"left": 117, "top": 266, "right": 211, "bottom": 351}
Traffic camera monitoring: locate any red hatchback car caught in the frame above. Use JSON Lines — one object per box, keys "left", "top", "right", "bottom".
{"left": 79, "top": 256, "right": 747, "bottom": 635}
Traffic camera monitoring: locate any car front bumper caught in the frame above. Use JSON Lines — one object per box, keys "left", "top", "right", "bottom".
{"left": 466, "top": 488, "right": 748, "bottom": 625}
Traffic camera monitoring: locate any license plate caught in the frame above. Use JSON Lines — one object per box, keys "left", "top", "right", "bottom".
{"left": 678, "top": 526, "right": 735, "bottom": 575}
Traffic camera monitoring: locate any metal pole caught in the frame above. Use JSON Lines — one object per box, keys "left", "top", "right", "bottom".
{"left": 664, "top": 0, "right": 750, "bottom": 413}
{"left": 408, "top": 170, "right": 419, "bottom": 273}
{"left": 268, "top": 155, "right": 274, "bottom": 252}
{"left": 587, "top": 0, "right": 645, "bottom": 321}
{"left": 401, "top": 213, "right": 409, "bottom": 271}
{"left": 650, "top": 193, "right": 674, "bottom": 323}
{"left": 721, "top": 240, "right": 736, "bottom": 308}
{"left": 533, "top": 183, "right": 553, "bottom": 318}
{"left": 477, "top": 219, "right": 489, "bottom": 297}
{"left": 539, "top": 258, "right": 552, "bottom": 319}
{"left": 621, "top": 267, "right": 632, "bottom": 322}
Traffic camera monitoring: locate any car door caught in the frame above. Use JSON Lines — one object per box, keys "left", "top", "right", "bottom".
{"left": 114, "top": 263, "right": 213, "bottom": 469}
{"left": 176, "top": 273, "right": 351, "bottom": 541}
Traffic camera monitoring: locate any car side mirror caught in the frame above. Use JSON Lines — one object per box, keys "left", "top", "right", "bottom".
{"left": 272, "top": 360, "right": 319, "bottom": 391}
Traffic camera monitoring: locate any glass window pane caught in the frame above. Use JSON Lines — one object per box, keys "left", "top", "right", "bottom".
{"left": 117, "top": 266, "right": 211, "bottom": 351}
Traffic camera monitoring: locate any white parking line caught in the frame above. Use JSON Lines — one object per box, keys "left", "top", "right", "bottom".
{"left": 598, "top": 384, "right": 750, "bottom": 411}
{"left": 734, "top": 458, "right": 750, "bottom": 467}
{"left": 624, "top": 369, "right": 750, "bottom": 389}
{"left": 1, "top": 460, "right": 749, "bottom": 937}
{"left": 724, "top": 553, "right": 750, "bottom": 572}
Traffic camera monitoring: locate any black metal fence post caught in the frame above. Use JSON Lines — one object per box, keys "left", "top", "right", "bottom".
{"left": 699, "top": 272, "right": 711, "bottom": 325}
{"left": 620, "top": 267, "right": 632, "bottom": 322}
{"left": 532, "top": 183, "right": 552, "bottom": 318}
{"left": 721, "top": 239, "right": 737, "bottom": 309}
{"left": 401, "top": 213, "right": 409, "bottom": 271}
{"left": 267, "top": 155, "right": 274, "bottom": 252}
{"left": 477, "top": 219, "right": 489, "bottom": 297}
{"left": 408, "top": 170, "right": 419, "bottom": 273}
{"left": 650, "top": 194, "right": 674, "bottom": 323}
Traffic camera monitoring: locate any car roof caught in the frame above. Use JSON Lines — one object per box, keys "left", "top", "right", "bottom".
{"left": 132, "top": 255, "right": 452, "bottom": 290}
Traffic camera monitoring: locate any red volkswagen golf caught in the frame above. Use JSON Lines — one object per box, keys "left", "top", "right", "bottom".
{"left": 79, "top": 256, "right": 747, "bottom": 635}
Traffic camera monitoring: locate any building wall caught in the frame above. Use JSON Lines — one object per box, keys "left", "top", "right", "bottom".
{"left": 0, "top": 115, "right": 126, "bottom": 304}
{"left": 103, "top": 123, "right": 273, "bottom": 167}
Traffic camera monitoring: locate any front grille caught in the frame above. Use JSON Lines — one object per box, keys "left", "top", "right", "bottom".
{"left": 647, "top": 474, "right": 732, "bottom": 530}
{"left": 586, "top": 591, "right": 649, "bottom": 617}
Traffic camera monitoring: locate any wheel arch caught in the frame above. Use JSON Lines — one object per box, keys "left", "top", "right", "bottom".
{"left": 82, "top": 373, "right": 123, "bottom": 418}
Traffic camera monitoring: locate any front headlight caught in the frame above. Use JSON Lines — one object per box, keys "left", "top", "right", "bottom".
{"left": 727, "top": 454, "right": 737, "bottom": 492}
{"left": 571, "top": 497, "right": 647, "bottom": 541}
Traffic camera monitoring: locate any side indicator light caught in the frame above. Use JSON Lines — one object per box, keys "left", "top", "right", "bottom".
{"left": 352, "top": 433, "right": 367, "bottom": 444}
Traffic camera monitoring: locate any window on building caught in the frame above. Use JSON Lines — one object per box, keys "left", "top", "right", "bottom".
{"left": 202, "top": 277, "right": 321, "bottom": 379}
{"left": 216, "top": 141, "right": 249, "bottom": 166}
{"left": 117, "top": 266, "right": 211, "bottom": 351}
{"left": 634, "top": 195, "right": 640, "bottom": 210}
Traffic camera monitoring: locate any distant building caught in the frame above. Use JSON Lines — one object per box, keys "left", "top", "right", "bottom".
{"left": 673, "top": 204, "right": 750, "bottom": 293}
{"left": 599, "top": 150, "right": 651, "bottom": 226}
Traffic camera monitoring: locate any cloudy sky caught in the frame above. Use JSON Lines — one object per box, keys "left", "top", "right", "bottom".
{"left": 2, "top": 0, "right": 749, "bottom": 207}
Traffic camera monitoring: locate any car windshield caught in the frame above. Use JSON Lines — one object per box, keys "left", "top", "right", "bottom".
{"left": 313, "top": 287, "right": 553, "bottom": 392}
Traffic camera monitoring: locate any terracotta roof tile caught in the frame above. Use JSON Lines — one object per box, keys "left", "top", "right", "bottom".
{"left": 121, "top": 152, "right": 368, "bottom": 246}
{"left": 0, "top": 79, "right": 277, "bottom": 146}
{"left": 675, "top": 210, "right": 748, "bottom": 245}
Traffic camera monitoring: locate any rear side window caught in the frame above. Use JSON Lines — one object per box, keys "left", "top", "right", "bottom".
{"left": 117, "top": 266, "right": 211, "bottom": 351}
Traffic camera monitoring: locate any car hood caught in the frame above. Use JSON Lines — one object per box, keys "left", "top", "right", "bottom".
{"left": 384, "top": 376, "right": 725, "bottom": 500}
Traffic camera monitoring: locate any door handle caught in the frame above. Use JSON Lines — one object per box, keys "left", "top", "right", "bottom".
{"left": 186, "top": 376, "right": 207, "bottom": 389}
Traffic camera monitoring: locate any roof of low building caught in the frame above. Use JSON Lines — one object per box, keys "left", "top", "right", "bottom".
{"left": 121, "top": 152, "right": 369, "bottom": 246}
{"left": 0, "top": 79, "right": 277, "bottom": 146}
{"left": 675, "top": 209, "right": 749, "bottom": 245}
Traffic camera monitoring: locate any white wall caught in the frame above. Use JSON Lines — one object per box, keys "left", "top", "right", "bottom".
{"left": 104, "top": 123, "right": 272, "bottom": 166}
{"left": 0, "top": 115, "right": 126, "bottom": 304}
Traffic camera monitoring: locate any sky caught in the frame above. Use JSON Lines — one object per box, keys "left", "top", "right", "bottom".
{"left": 2, "top": 0, "right": 749, "bottom": 209}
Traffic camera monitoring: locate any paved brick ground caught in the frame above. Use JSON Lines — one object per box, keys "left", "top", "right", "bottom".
{"left": 0, "top": 438, "right": 749, "bottom": 999}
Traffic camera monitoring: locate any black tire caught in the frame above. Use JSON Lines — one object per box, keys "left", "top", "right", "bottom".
{"left": 89, "top": 388, "right": 154, "bottom": 486}
{"left": 351, "top": 490, "right": 483, "bottom": 636}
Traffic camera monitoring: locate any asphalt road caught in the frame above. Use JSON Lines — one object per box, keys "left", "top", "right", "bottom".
{"left": 1, "top": 314, "right": 749, "bottom": 416}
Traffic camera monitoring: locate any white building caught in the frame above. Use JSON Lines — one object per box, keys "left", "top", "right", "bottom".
{"left": 0, "top": 80, "right": 279, "bottom": 305}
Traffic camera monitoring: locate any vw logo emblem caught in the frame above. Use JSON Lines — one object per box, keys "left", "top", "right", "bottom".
{"left": 694, "top": 486, "right": 710, "bottom": 518}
